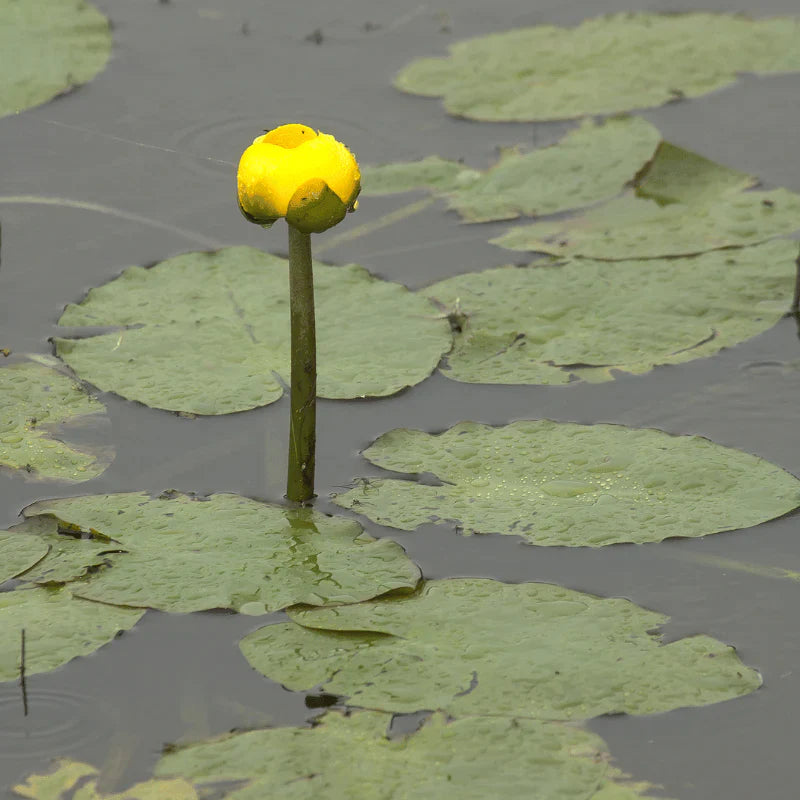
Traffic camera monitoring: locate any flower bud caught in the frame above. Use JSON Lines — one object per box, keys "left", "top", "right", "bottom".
{"left": 237, "top": 124, "right": 360, "bottom": 234}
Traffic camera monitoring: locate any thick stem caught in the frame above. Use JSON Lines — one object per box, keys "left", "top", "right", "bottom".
{"left": 286, "top": 224, "right": 317, "bottom": 503}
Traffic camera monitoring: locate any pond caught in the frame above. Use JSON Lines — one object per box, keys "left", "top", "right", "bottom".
{"left": 2, "top": 0, "right": 800, "bottom": 797}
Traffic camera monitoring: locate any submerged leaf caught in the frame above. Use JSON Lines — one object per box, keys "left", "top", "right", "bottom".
{"left": 22, "top": 492, "right": 420, "bottom": 614}
{"left": 155, "top": 709, "right": 668, "bottom": 800}
{"left": 0, "top": 362, "right": 112, "bottom": 481}
{"left": 0, "top": 0, "right": 111, "bottom": 118}
{"left": 0, "top": 587, "right": 143, "bottom": 682}
{"left": 333, "top": 420, "right": 800, "bottom": 546}
{"left": 13, "top": 759, "right": 198, "bottom": 800}
{"left": 241, "top": 579, "right": 760, "bottom": 719}
{"left": 55, "top": 247, "right": 451, "bottom": 414}
{"left": 395, "top": 12, "right": 800, "bottom": 121}
{"left": 424, "top": 239, "right": 795, "bottom": 385}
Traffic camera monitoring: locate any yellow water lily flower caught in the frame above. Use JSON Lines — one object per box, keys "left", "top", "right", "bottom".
{"left": 237, "top": 123, "right": 361, "bottom": 234}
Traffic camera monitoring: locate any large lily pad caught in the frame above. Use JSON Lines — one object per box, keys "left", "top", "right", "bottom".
{"left": 422, "top": 239, "right": 795, "bottom": 386}
{"left": 55, "top": 247, "right": 452, "bottom": 414}
{"left": 0, "top": 531, "right": 47, "bottom": 584}
{"left": 0, "top": 587, "right": 143, "bottom": 682}
{"left": 1, "top": 0, "right": 111, "bottom": 118}
{"left": 363, "top": 117, "right": 662, "bottom": 223}
{"left": 333, "top": 420, "right": 800, "bottom": 546}
{"left": 395, "top": 12, "right": 800, "bottom": 121}
{"left": 22, "top": 492, "right": 421, "bottom": 614}
{"left": 0, "top": 362, "right": 112, "bottom": 481}
{"left": 13, "top": 760, "right": 198, "bottom": 800}
{"left": 153, "top": 709, "right": 668, "bottom": 800}
{"left": 494, "top": 188, "right": 800, "bottom": 259}
{"left": 241, "top": 579, "right": 760, "bottom": 719}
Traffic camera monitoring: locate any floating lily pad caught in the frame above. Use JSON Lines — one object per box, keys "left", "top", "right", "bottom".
{"left": 333, "top": 420, "right": 800, "bottom": 546}
{"left": 363, "top": 117, "right": 661, "bottom": 223}
{"left": 361, "top": 156, "right": 478, "bottom": 196}
{"left": 157, "top": 710, "right": 668, "bottom": 800}
{"left": 0, "top": 587, "right": 143, "bottom": 682}
{"left": 5, "top": 516, "right": 114, "bottom": 585}
{"left": 22, "top": 492, "right": 420, "bottom": 614}
{"left": 423, "top": 239, "right": 795, "bottom": 385}
{"left": 494, "top": 188, "right": 800, "bottom": 259}
{"left": 54, "top": 247, "right": 451, "bottom": 414}
{"left": 395, "top": 12, "right": 800, "bottom": 121}
{"left": 0, "top": 362, "right": 112, "bottom": 481}
{"left": 241, "top": 579, "right": 760, "bottom": 719}
{"left": 13, "top": 759, "right": 198, "bottom": 800}
{"left": 1, "top": 0, "right": 111, "bottom": 118}
{"left": 0, "top": 531, "right": 47, "bottom": 584}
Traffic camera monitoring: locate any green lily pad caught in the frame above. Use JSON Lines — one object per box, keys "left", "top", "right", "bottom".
{"left": 332, "top": 420, "right": 800, "bottom": 546}
{"left": 493, "top": 188, "right": 800, "bottom": 259}
{"left": 0, "top": 587, "right": 143, "bottom": 682}
{"left": 634, "top": 141, "right": 757, "bottom": 205}
{"left": 395, "top": 12, "right": 800, "bottom": 121}
{"left": 157, "top": 711, "right": 667, "bottom": 800}
{"left": 361, "top": 155, "right": 479, "bottom": 196}
{"left": 54, "top": 247, "right": 451, "bottom": 415}
{"left": 1, "top": 0, "right": 111, "bottom": 118}
{"left": 0, "top": 531, "right": 48, "bottom": 584}
{"left": 0, "top": 362, "right": 112, "bottom": 481}
{"left": 4, "top": 516, "right": 115, "bottom": 585}
{"left": 241, "top": 579, "right": 761, "bottom": 719}
{"left": 446, "top": 117, "right": 662, "bottom": 222}
{"left": 423, "top": 239, "right": 795, "bottom": 386}
{"left": 363, "top": 117, "right": 661, "bottom": 223}
{"left": 22, "top": 491, "right": 421, "bottom": 614}
{"left": 13, "top": 759, "right": 199, "bottom": 800}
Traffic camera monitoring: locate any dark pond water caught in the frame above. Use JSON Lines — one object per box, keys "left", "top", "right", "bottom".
{"left": 2, "top": 0, "right": 800, "bottom": 796}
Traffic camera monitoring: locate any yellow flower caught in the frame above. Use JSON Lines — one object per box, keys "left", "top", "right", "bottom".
{"left": 237, "top": 124, "right": 360, "bottom": 234}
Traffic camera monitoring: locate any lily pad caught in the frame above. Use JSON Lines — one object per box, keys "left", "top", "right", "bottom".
{"left": 361, "top": 156, "right": 478, "bottom": 196}
{"left": 395, "top": 12, "right": 800, "bottom": 121}
{"left": 0, "top": 587, "right": 143, "bottom": 682}
{"left": 363, "top": 117, "right": 661, "bottom": 223}
{"left": 493, "top": 188, "right": 800, "bottom": 259}
{"left": 0, "top": 531, "right": 47, "bottom": 584}
{"left": 155, "top": 709, "right": 668, "bottom": 800}
{"left": 332, "top": 420, "right": 800, "bottom": 546}
{"left": 13, "top": 760, "right": 198, "bottom": 800}
{"left": 4, "top": 516, "right": 115, "bottom": 585}
{"left": 22, "top": 492, "right": 421, "bottom": 614}
{"left": 0, "top": 362, "right": 112, "bottom": 481}
{"left": 423, "top": 239, "right": 795, "bottom": 385}
{"left": 54, "top": 247, "right": 452, "bottom": 414}
{"left": 241, "top": 579, "right": 761, "bottom": 719}
{"left": 1, "top": 0, "right": 111, "bottom": 118}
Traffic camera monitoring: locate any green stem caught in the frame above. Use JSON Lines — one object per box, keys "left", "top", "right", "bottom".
{"left": 286, "top": 224, "right": 316, "bottom": 503}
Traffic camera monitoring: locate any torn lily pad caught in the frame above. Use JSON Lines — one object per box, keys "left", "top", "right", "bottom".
{"left": 1, "top": 0, "right": 111, "bottom": 118}
{"left": 54, "top": 247, "right": 451, "bottom": 414}
{"left": 241, "top": 579, "right": 761, "bottom": 719}
{"left": 395, "top": 12, "right": 800, "bottom": 121}
{"left": 0, "top": 587, "right": 143, "bottom": 682}
{"left": 13, "top": 759, "right": 198, "bottom": 800}
{"left": 423, "top": 239, "right": 795, "bottom": 385}
{"left": 0, "top": 530, "right": 47, "bottom": 584}
{"left": 22, "top": 492, "right": 420, "bottom": 614}
{"left": 154, "top": 709, "right": 669, "bottom": 800}
{"left": 333, "top": 420, "right": 800, "bottom": 546}
{"left": 0, "top": 362, "right": 112, "bottom": 481}
{"left": 363, "top": 117, "right": 661, "bottom": 223}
